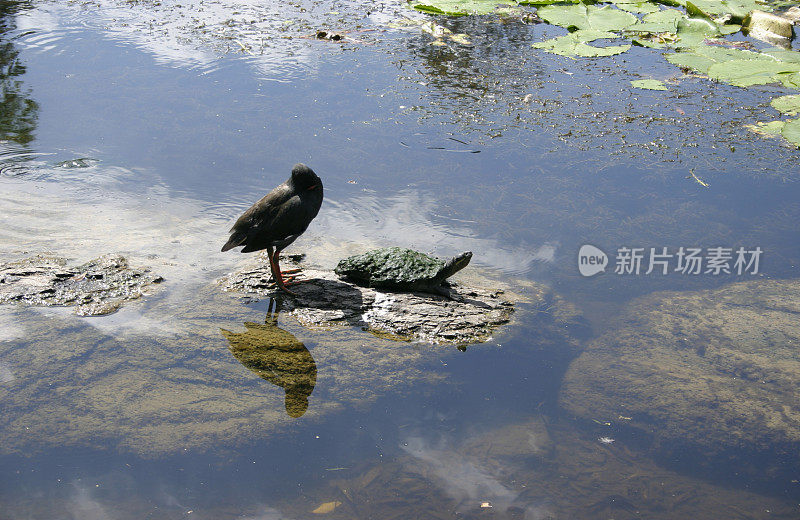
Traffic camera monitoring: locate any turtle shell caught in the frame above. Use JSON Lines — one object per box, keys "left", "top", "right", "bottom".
{"left": 335, "top": 247, "right": 447, "bottom": 289}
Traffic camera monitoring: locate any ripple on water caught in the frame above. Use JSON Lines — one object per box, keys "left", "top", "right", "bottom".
{"left": 0, "top": 141, "right": 50, "bottom": 177}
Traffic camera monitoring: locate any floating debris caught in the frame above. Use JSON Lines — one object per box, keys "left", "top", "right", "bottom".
{"left": 311, "top": 501, "right": 341, "bottom": 514}
{"left": 316, "top": 30, "right": 343, "bottom": 41}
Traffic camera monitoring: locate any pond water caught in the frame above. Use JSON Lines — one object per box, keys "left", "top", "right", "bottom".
{"left": 2, "top": 0, "right": 800, "bottom": 518}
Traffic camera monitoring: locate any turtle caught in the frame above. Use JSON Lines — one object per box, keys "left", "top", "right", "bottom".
{"left": 334, "top": 247, "right": 472, "bottom": 297}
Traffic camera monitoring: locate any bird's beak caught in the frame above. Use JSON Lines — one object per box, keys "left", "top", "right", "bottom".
{"left": 307, "top": 184, "right": 318, "bottom": 191}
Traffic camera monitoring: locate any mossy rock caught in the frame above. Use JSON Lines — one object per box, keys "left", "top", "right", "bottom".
{"left": 560, "top": 279, "right": 800, "bottom": 480}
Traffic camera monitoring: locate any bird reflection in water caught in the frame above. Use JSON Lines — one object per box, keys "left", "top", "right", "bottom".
{"left": 221, "top": 300, "right": 317, "bottom": 418}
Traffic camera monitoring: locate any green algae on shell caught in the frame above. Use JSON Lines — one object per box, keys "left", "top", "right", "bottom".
{"left": 334, "top": 247, "right": 472, "bottom": 295}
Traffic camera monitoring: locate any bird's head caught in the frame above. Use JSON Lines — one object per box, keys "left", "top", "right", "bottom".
{"left": 291, "top": 163, "right": 322, "bottom": 192}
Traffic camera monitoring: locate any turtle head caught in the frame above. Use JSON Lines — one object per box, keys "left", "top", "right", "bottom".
{"left": 290, "top": 163, "right": 322, "bottom": 192}
{"left": 439, "top": 251, "right": 472, "bottom": 280}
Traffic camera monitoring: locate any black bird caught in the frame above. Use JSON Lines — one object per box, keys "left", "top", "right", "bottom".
{"left": 222, "top": 163, "right": 323, "bottom": 295}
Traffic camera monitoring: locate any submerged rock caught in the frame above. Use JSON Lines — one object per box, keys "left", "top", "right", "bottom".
{"left": 335, "top": 247, "right": 472, "bottom": 297}
{"left": 0, "top": 254, "right": 162, "bottom": 315}
{"left": 560, "top": 279, "right": 800, "bottom": 480}
{"left": 220, "top": 254, "right": 511, "bottom": 346}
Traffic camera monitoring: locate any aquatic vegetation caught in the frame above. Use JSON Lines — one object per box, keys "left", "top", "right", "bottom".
{"left": 537, "top": 2, "right": 640, "bottom": 31}
{"left": 532, "top": 29, "right": 633, "bottom": 57}
{"left": 406, "top": 0, "right": 800, "bottom": 148}
{"left": 631, "top": 78, "right": 669, "bottom": 89}
{"left": 410, "top": 0, "right": 519, "bottom": 16}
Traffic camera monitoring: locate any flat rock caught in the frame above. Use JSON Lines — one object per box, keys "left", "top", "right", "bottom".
{"left": 218, "top": 256, "right": 514, "bottom": 346}
{"left": 0, "top": 254, "right": 163, "bottom": 316}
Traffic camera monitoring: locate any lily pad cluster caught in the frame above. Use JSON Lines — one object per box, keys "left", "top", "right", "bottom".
{"left": 407, "top": 0, "right": 800, "bottom": 148}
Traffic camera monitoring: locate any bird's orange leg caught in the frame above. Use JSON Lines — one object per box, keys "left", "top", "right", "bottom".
{"left": 267, "top": 248, "right": 297, "bottom": 296}
{"left": 272, "top": 250, "right": 307, "bottom": 288}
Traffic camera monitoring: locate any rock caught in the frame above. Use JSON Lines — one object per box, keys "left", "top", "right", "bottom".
{"left": 219, "top": 255, "right": 513, "bottom": 346}
{"left": 743, "top": 11, "right": 794, "bottom": 47}
{"left": 0, "top": 254, "right": 163, "bottom": 315}
{"left": 282, "top": 415, "right": 796, "bottom": 519}
{"left": 785, "top": 6, "right": 800, "bottom": 24}
{"left": 560, "top": 279, "right": 800, "bottom": 481}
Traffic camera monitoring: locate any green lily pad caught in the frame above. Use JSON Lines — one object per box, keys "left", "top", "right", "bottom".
{"left": 666, "top": 50, "right": 715, "bottom": 72}
{"left": 649, "top": 0, "right": 768, "bottom": 18}
{"left": 630, "top": 8, "right": 686, "bottom": 33}
{"left": 518, "top": 0, "right": 579, "bottom": 5}
{"left": 765, "top": 50, "right": 800, "bottom": 65}
{"left": 745, "top": 120, "right": 785, "bottom": 137}
{"left": 779, "top": 72, "right": 800, "bottom": 90}
{"left": 771, "top": 94, "right": 800, "bottom": 115}
{"left": 608, "top": 0, "right": 661, "bottom": 14}
{"left": 685, "top": 1, "right": 713, "bottom": 20}
{"left": 533, "top": 29, "right": 632, "bottom": 58}
{"left": 721, "top": 24, "right": 742, "bottom": 35}
{"left": 722, "top": 0, "right": 771, "bottom": 21}
{"left": 707, "top": 58, "right": 800, "bottom": 87}
{"left": 537, "top": 3, "right": 639, "bottom": 32}
{"left": 410, "top": 0, "right": 516, "bottom": 16}
{"left": 666, "top": 45, "right": 770, "bottom": 74}
{"left": 676, "top": 17, "right": 721, "bottom": 46}
{"left": 631, "top": 78, "right": 669, "bottom": 90}
{"left": 781, "top": 117, "right": 800, "bottom": 147}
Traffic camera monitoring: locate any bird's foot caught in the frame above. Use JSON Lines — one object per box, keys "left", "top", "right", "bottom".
{"left": 268, "top": 275, "right": 306, "bottom": 288}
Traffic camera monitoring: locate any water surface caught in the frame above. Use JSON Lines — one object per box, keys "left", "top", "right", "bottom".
{"left": 2, "top": 0, "right": 800, "bottom": 518}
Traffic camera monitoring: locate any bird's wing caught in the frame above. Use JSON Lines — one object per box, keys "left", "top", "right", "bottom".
{"left": 221, "top": 184, "right": 295, "bottom": 251}
{"left": 258, "top": 191, "right": 318, "bottom": 240}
